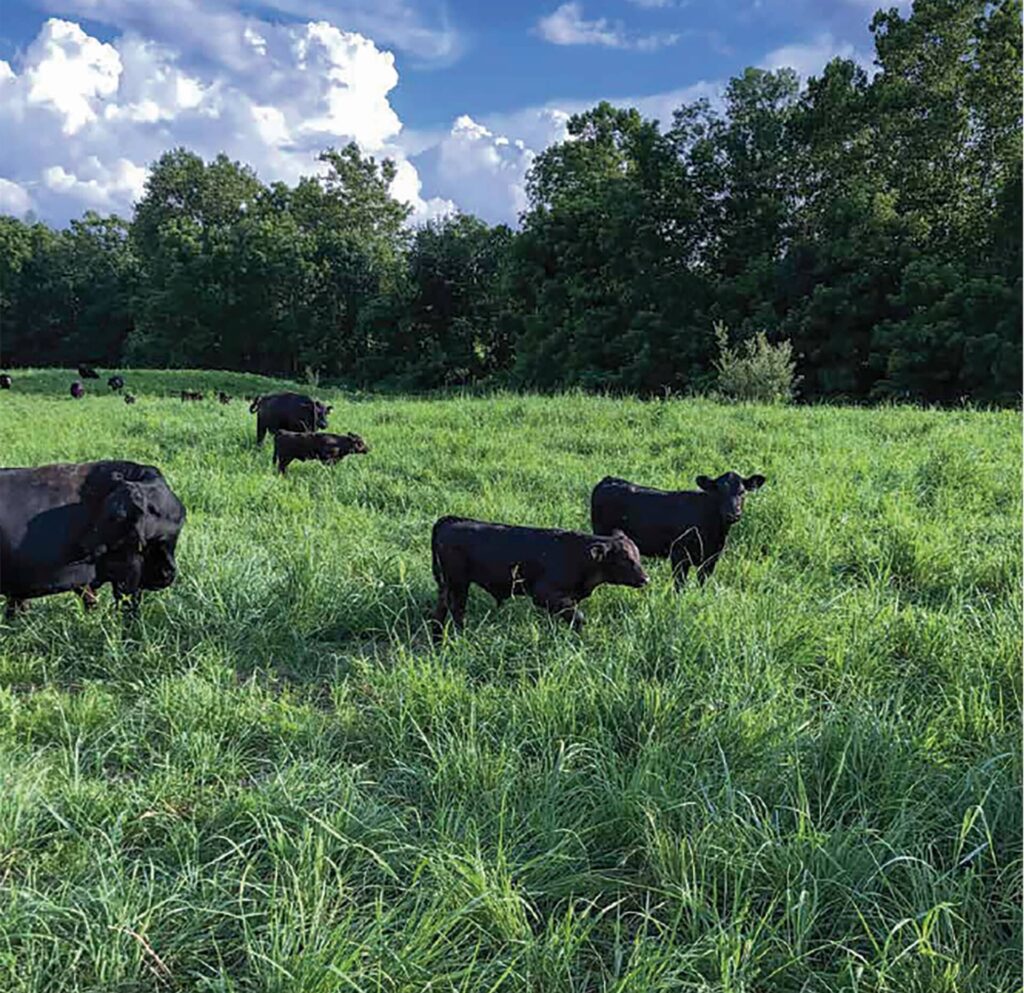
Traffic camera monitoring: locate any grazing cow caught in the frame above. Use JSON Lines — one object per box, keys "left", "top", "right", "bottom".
{"left": 590, "top": 472, "right": 766, "bottom": 587}
{"left": 108, "top": 375, "right": 124, "bottom": 391}
{"left": 251, "top": 392, "right": 331, "bottom": 444}
{"left": 218, "top": 392, "right": 231, "bottom": 404}
{"left": 0, "top": 374, "right": 11, "bottom": 390}
{"left": 430, "top": 517, "right": 648, "bottom": 638}
{"left": 180, "top": 390, "right": 204, "bottom": 401}
{"left": 0, "top": 460, "right": 186, "bottom": 618}
{"left": 124, "top": 393, "right": 137, "bottom": 405}
{"left": 78, "top": 364, "right": 99, "bottom": 379}
{"left": 273, "top": 430, "right": 369, "bottom": 475}
{"left": 70, "top": 381, "right": 84, "bottom": 399}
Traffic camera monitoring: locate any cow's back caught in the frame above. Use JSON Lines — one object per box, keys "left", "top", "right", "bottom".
{"left": 591, "top": 476, "right": 707, "bottom": 557}
{"left": 259, "top": 393, "right": 315, "bottom": 430}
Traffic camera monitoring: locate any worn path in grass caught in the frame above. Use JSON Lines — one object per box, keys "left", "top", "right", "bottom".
{"left": 1, "top": 369, "right": 1020, "bottom": 991}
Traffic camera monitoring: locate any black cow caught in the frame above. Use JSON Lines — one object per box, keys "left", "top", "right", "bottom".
{"left": 70, "top": 381, "right": 84, "bottom": 399}
{"left": 431, "top": 516, "right": 648, "bottom": 638}
{"left": 108, "top": 375, "right": 124, "bottom": 391}
{"left": 78, "top": 364, "right": 99, "bottom": 379}
{"left": 591, "top": 472, "right": 766, "bottom": 587}
{"left": 273, "top": 430, "right": 368, "bottom": 475}
{"left": 217, "top": 392, "right": 231, "bottom": 404}
{"left": 124, "top": 393, "right": 137, "bottom": 405}
{"left": 251, "top": 392, "right": 331, "bottom": 444}
{"left": 180, "top": 390, "right": 204, "bottom": 401}
{"left": 0, "top": 374, "right": 11, "bottom": 390}
{"left": 0, "top": 461, "right": 186, "bottom": 618}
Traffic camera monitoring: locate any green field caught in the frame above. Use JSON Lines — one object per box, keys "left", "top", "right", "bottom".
{"left": 1, "top": 369, "right": 1020, "bottom": 992}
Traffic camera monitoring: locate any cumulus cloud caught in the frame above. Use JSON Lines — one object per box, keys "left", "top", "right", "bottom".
{"left": 0, "top": 15, "right": 449, "bottom": 223}
{"left": 536, "top": 3, "right": 679, "bottom": 51}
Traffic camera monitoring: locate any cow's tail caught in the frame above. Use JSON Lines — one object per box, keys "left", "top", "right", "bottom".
{"left": 249, "top": 396, "right": 262, "bottom": 414}
{"left": 431, "top": 516, "right": 463, "bottom": 586}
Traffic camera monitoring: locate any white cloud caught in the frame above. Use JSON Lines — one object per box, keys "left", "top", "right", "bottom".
{"left": 0, "top": 178, "right": 32, "bottom": 216}
{"left": 24, "top": 19, "right": 122, "bottom": 134}
{"left": 762, "top": 32, "right": 869, "bottom": 80}
{"left": 0, "top": 15, "right": 440, "bottom": 224}
{"left": 536, "top": 2, "right": 678, "bottom": 51}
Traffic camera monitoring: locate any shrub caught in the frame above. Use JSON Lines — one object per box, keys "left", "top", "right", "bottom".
{"left": 713, "top": 321, "right": 801, "bottom": 403}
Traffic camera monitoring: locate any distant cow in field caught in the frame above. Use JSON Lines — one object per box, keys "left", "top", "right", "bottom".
{"left": 108, "top": 375, "right": 124, "bottom": 392}
{"left": 251, "top": 392, "right": 331, "bottom": 444}
{"left": 0, "top": 374, "right": 11, "bottom": 389}
{"left": 0, "top": 460, "right": 186, "bottom": 618}
{"left": 430, "top": 517, "right": 648, "bottom": 638}
{"left": 590, "top": 472, "right": 766, "bottom": 587}
{"left": 70, "top": 381, "right": 84, "bottom": 399}
{"left": 78, "top": 364, "right": 99, "bottom": 379}
{"left": 124, "top": 393, "right": 137, "bottom": 405}
{"left": 218, "top": 392, "right": 231, "bottom": 404}
{"left": 273, "top": 430, "right": 368, "bottom": 475}
{"left": 180, "top": 390, "right": 204, "bottom": 401}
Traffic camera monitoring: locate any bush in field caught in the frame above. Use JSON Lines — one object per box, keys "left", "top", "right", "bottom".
{"left": 713, "top": 321, "right": 801, "bottom": 404}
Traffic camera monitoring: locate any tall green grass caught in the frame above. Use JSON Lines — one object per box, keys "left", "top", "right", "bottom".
{"left": 0, "top": 369, "right": 1020, "bottom": 992}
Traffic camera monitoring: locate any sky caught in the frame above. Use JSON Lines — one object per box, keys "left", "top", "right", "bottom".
{"left": 0, "top": 0, "right": 899, "bottom": 227}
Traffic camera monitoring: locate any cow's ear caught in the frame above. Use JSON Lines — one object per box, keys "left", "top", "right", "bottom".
{"left": 589, "top": 542, "right": 608, "bottom": 562}
{"left": 326, "top": 405, "right": 334, "bottom": 414}
{"left": 744, "top": 474, "right": 766, "bottom": 490}
{"left": 610, "top": 528, "right": 627, "bottom": 541}
{"left": 696, "top": 475, "right": 716, "bottom": 492}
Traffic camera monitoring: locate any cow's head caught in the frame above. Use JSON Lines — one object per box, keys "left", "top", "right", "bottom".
{"left": 695, "top": 471, "right": 766, "bottom": 524}
{"left": 77, "top": 478, "right": 149, "bottom": 561}
{"left": 590, "top": 529, "right": 649, "bottom": 588}
{"left": 79, "top": 477, "right": 184, "bottom": 592}
{"left": 345, "top": 432, "right": 369, "bottom": 455}
{"left": 315, "top": 402, "right": 332, "bottom": 430}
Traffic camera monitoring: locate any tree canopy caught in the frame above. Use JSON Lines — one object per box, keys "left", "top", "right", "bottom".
{"left": 1, "top": 0, "right": 1019, "bottom": 404}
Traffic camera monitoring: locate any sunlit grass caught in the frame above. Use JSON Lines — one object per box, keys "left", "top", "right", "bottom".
{"left": 0, "top": 368, "right": 1020, "bottom": 991}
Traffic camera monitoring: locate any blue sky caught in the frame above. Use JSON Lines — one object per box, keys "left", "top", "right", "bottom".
{"left": 0, "top": 0, "right": 892, "bottom": 225}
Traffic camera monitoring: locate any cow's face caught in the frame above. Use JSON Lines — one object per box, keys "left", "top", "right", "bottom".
{"left": 696, "top": 472, "right": 766, "bottom": 524}
{"left": 315, "top": 402, "right": 331, "bottom": 430}
{"left": 346, "top": 433, "right": 369, "bottom": 455}
{"left": 78, "top": 481, "right": 148, "bottom": 560}
{"left": 142, "top": 537, "right": 178, "bottom": 590}
{"left": 591, "top": 530, "right": 649, "bottom": 588}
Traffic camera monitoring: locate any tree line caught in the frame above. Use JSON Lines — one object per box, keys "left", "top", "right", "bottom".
{"left": 1, "top": 0, "right": 1020, "bottom": 405}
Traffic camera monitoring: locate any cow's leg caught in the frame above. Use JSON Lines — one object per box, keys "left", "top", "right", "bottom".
{"left": 275, "top": 455, "right": 289, "bottom": 475}
{"left": 669, "top": 546, "right": 691, "bottom": 590}
{"left": 534, "top": 592, "right": 584, "bottom": 631}
{"left": 446, "top": 583, "right": 469, "bottom": 631}
{"left": 696, "top": 554, "right": 720, "bottom": 586}
{"left": 431, "top": 581, "right": 468, "bottom": 642}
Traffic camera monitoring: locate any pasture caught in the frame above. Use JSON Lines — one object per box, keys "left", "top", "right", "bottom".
{"left": 0, "top": 369, "right": 1020, "bottom": 992}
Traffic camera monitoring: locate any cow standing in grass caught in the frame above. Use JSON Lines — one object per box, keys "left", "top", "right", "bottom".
{"left": 251, "top": 392, "right": 331, "bottom": 445}
{"left": 431, "top": 517, "right": 648, "bottom": 638}
{"left": 273, "top": 431, "right": 368, "bottom": 475}
{"left": 591, "top": 472, "right": 766, "bottom": 587}
{"left": 0, "top": 460, "right": 186, "bottom": 618}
